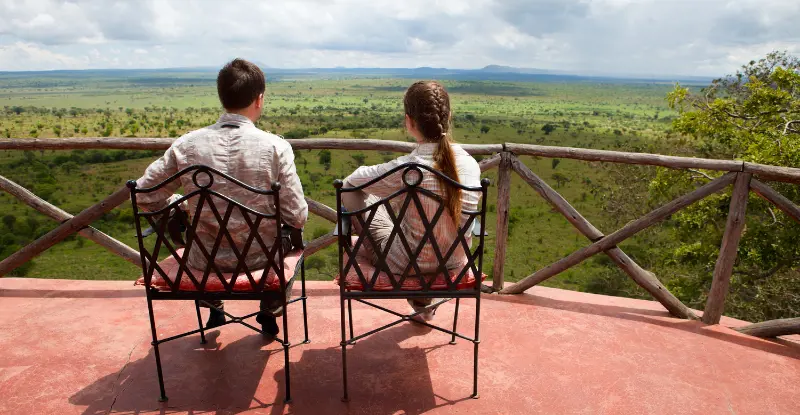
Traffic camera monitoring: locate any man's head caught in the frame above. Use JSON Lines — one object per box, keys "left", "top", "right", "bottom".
{"left": 217, "top": 58, "right": 266, "bottom": 121}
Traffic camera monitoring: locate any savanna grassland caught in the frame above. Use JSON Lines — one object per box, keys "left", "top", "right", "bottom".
{"left": 0, "top": 70, "right": 704, "bottom": 299}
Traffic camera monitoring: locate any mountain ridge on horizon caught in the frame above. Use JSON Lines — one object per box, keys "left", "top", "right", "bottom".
{"left": 0, "top": 64, "right": 714, "bottom": 83}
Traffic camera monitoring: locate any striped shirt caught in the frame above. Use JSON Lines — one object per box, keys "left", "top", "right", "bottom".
{"left": 344, "top": 143, "right": 482, "bottom": 275}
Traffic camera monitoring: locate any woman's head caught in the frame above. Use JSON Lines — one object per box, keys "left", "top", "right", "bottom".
{"left": 403, "top": 81, "right": 451, "bottom": 143}
{"left": 403, "top": 81, "right": 462, "bottom": 224}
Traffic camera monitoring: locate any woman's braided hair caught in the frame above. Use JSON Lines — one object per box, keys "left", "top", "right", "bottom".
{"left": 403, "top": 81, "right": 461, "bottom": 224}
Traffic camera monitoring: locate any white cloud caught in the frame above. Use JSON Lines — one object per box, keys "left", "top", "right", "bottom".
{"left": 0, "top": 0, "right": 797, "bottom": 75}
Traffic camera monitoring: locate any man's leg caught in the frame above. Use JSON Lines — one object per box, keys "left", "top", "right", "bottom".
{"left": 257, "top": 278, "right": 295, "bottom": 341}
{"left": 204, "top": 300, "right": 226, "bottom": 329}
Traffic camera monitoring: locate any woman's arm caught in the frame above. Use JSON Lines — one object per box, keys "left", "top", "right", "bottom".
{"left": 343, "top": 155, "right": 413, "bottom": 197}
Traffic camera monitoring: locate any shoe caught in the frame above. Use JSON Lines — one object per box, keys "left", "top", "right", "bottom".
{"left": 205, "top": 308, "right": 226, "bottom": 329}
{"left": 408, "top": 299, "right": 437, "bottom": 322}
{"left": 256, "top": 312, "right": 280, "bottom": 343}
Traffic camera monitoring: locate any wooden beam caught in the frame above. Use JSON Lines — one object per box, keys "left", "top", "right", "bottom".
{"left": 478, "top": 153, "right": 502, "bottom": 172}
{"left": 749, "top": 179, "right": 800, "bottom": 224}
{"left": 703, "top": 173, "right": 752, "bottom": 324}
{"left": 306, "top": 197, "right": 337, "bottom": 223}
{"left": 743, "top": 162, "right": 800, "bottom": 185}
{"left": 0, "top": 138, "right": 502, "bottom": 155}
{"left": 492, "top": 152, "right": 512, "bottom": 291}
{"left": 734, "top": 317, "right": 800, "bottom": 338}
{"left": 2, "top": 138, "right": 799, "bottom": 182}
{"left": 0, "top": 137, "right": 175, "bottom": 151}
{"left": 509, "top": 156, "right": 698, "bottom": 319}
{"left": 501, "top": 172, "right": 737, "bottom": 294}
{"left": 505, "top": 142, "right": 744, "bottom": 172}
{"left": 0, "top": 175, "right": 141, "bottom": 267}
{"left": 0, "top": 186, "right": 130, "bottom": 277}
{"left": 304, "top": 232, "right": 337, "bottom": 256}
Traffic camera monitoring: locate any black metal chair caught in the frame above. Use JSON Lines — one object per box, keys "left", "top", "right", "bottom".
{"left": 128, "top": 165, "right": 309, "bottom": 403}
{"left": 333, "top": 163, "right": 489, "bottom": 401}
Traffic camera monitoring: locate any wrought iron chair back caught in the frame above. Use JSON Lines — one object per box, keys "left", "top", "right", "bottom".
{"left": 334, "top": 162, "right": 489, "bottom": 401}
{"left": 129, "top": 165, "right": 288, "bottom": 294}
{"left": 335, "top": 163, "right": 489, "bottom": 294}
{"left": 127, "top": 164, "right": 307, "bottom": 404}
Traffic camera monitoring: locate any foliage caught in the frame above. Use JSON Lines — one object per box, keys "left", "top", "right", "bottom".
{"left": 655, "top": 51, "right": 800, "bottom": 321}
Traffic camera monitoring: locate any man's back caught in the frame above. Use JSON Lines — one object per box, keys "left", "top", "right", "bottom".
{"left": 136, "top": 113, "right": 307, "bottom": 271}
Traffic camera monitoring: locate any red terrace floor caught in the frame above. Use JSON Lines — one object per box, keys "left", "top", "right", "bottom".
{"left": 1, "top": 278, "right": 799, "bottom": 415}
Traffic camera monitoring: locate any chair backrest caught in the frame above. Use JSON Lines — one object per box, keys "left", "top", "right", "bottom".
{"left": 128, "top": 165, "right": 286, "bottom": 293}
{"left": 335, "top": 163, "right": 490, "bottom": 292}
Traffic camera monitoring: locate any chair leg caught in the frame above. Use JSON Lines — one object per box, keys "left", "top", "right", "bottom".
{"left": 300, "top": 261, "right": 310, "bottom": 344}
{"left": 472, "top": 295, "right": 481, "bottom": 399}
{"left": 194, "top": 300, "right": 207, "bottom": 344}
{"left": 347, "top": 297, "right": 355, "bottom": 342}
{"left": 146, "top": 296, "right": 168, "bottom": 402}
{"left": 282, "top": 306, "right": 292, "bottom": 403}
{"left": 340, "top": 294, "right": 349, "bottom": 402}
{"left": 450, "top": 298, "right": 460, "bottom": 345}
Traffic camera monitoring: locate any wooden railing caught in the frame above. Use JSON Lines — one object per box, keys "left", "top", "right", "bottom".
{"left": 1, "top": 138, "right": 799, "bottom": 336}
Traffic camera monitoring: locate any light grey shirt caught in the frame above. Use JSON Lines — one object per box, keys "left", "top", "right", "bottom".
{"left": 136, "top": 113, "right": 308, "bottom": 271}
{"left": 344, "top": 143, "right": 481, "bottom": 275}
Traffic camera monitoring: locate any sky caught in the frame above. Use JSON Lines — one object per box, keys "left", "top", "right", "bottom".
{"left": 0, "top": 0, "right": 798, "bottom": 76}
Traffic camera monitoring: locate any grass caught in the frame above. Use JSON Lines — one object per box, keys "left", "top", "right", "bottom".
{"left": 0, "top": 72, "right": 681, "bottom": 295}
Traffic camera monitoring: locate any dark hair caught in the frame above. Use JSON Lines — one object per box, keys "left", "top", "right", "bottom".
{"left": 216, "top": 58, "right": 265, "bottom": 110}
{"left": 403, "top": 81, "right": 461, "bottom": 224}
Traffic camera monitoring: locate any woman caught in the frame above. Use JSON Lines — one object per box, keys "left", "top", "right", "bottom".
{"left": 342, "top": 80, "right": 482, "bottom": 320}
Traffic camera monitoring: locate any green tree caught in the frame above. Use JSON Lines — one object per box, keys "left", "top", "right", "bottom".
{"left": 541, "top": 123, "right": 556, "bottom": 135}
{"left": 2, "top": 214, "right": 16, "bottom": 229}
{"left": 655, "top": 51, "right": 800, "bottom": 321}
{"left": 319, "top": 149, "right": 332, "bottom": 169}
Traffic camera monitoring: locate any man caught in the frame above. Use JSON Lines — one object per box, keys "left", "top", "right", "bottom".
{"left": 135, "top": 58, "right": 308, "bottom": 340}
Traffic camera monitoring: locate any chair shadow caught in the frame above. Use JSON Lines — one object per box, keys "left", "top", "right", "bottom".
{"left": 69, "top": 330, "right": 280, "bottom": 414}
{"left": 271, "top": 322, "right": 470, "bottom": 415}
{"left": 485, "top": 290, "right": 800, "bottom": 360}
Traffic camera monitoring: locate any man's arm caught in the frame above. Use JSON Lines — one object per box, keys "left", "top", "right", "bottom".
{"left": 135, "top": 146, "right": 181, "bottom": 212}
{"left": 276, "top": 145, "right": 308, "bottom": 229}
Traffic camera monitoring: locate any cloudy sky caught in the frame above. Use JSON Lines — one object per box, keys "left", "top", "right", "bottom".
{"left": 0, "top": 0, "right": 798, "bottom": 76}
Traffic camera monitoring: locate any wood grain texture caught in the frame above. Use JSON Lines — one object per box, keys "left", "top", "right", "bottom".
{"left": 734, "top": 317, "right": 800, "bottom": 338}
{"left": 304, "top": 233, "right": 337, "bottom": 257}
{"left": 501, "top": 172, "right": 737, "bottom": 294}
{"left": 509, "top": 156, "right": 698, "bottom": 319}
{"left": 750, "top": 179, "right": 800, "bottom": 223}
{"left": 506, "top": 142, "right": 745, "bottom": 171}
{"left": 491, "top": 152, "right": 512, "bottom": 291}
{"left": 703, "top": 173, "right": 752, "bottom": 325}
{"left": 0, "top": 175, "right": 141, "bottom": 267}
{"left": 0, "top": 186, "right": 130, "bottom": 277}
{"left": 306, "top": 197, "right": 337, "bottom": 223}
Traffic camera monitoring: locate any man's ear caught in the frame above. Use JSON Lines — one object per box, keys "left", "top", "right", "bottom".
{"left": 255, "top": 93, "right": 264, "bottom": 110}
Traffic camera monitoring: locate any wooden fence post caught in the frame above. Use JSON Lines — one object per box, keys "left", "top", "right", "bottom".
{"left": 703, "top": 172, "right": 752, "bottom": 324}
{"left": 492, "top": 151, "right": 512, "bottom": 291}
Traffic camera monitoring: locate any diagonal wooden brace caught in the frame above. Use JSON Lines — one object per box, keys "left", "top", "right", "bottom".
{"left": 0, "top": 174, "right": 141, "bottom": 267}
{"left": 507, "top": 156, "right": 698, "bottom": 319}
{"left": 501, "top": 171, "right": 737, "bottom": 297}
{"left": 0, "top": 185, "right": 131, "bottom": 277}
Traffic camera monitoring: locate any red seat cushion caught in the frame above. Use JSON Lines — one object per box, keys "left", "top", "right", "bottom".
{"left": 334, "top": 250, "right": 485, "bottom": 291}
{"left": 135, "top": 248, "right": 303, "bottom": 292}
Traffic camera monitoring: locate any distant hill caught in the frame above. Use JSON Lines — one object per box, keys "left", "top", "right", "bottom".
{"left": 0, "top": 65, "right": 713, "bottom": 85}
